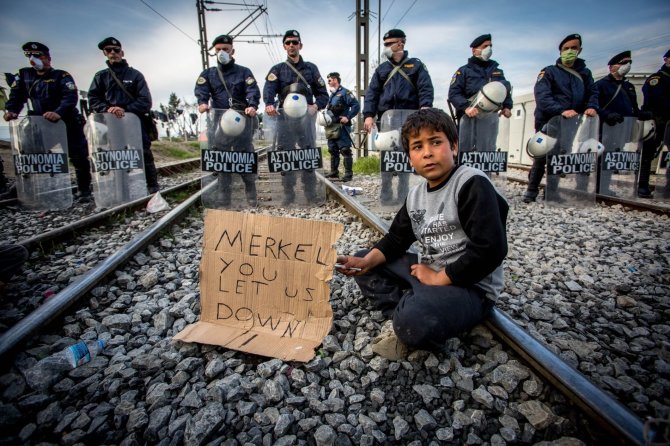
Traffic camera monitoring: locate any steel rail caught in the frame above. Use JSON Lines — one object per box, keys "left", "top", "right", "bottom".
{"left": 0, "top": 158, "right": 202, "bottom": 208}
{"left": 0, "top": 182, "right": 214, "bottom": 360}
{"left": 18, "top": 177, "right": 203, "bottom": 252}
{"left": 322, "top": 174, "right": 651, "bottom": 445}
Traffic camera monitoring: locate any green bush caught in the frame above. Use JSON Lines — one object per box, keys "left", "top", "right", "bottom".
{"left": 164, "top": 147, "right": 195, "bottom": 159}
{"left": 353, "top": 156, "right": 380, "bottom": 175}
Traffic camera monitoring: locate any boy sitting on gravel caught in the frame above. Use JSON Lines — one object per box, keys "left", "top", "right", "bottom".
{"left": 336, "top": 108, "right": 509, "bottom": 360}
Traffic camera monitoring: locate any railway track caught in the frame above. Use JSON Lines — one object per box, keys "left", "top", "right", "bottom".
{"left": 0, "top": 159, "right": 667, "bottom": 445}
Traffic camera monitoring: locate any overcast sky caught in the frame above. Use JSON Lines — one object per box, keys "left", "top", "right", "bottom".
{"left": 1, "top": 0, "right": 668, "bottom": 114}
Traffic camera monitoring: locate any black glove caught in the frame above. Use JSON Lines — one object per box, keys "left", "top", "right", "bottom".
{"left": 637, "top": 111, "right": 653, "bottom": 121}
{"left": 605, "top": 112, "right": 623, "bottom": 125}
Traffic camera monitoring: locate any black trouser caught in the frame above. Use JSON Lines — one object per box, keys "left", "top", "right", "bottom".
{"left": 140, "top": 122, "right": 159, "bottom": 188}
{"left": 65, "top": 118, "right": 92, "bottom": 193}
{"left": 353, "top": 250, "right": 493, "bottom": 351}
{"left": 639, "top": 118, "right": 667, "bottom": 188}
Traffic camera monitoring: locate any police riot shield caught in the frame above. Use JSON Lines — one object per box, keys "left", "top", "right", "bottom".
{"left": 371, "top": 109, "right": 417, "bottom": 209}
{"left": 265, "top": 109, "right": 325, "bottom": 207}
{"left": 85, "top": 113, "right": 146, "bottom": 209}
{"left": 599, "top": 117, "right": 640, "bottom": 199}
{"left": 200, "top": 109, "right": 259, "bottom": 209}
{"left": 458, "top": 112, "right": 508, "bottom": 192}
{"left": 544, "top": 114, "right": 599, "bottom": 207}
{"left": 9, "top": 116, "right": 72, "bottom": 210}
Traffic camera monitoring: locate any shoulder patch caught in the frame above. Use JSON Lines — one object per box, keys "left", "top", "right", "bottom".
{"left": 536, "top": 71, "right": 545, "bottom": 82}
{"left": 318, "top": 77, "right": 325, "bottom": 87}
{"left": 245, "top": 76, "right": 256, "bottom": 85}
{"left": 197, "top": 76, "right": 207, "bottom": 85}
{"left": 267, "top": 72, "right": 277, "bottom": 82}
{"left": 66, "top": 81, "right": 76, "bottom": 90}
{"left": 649, "top": 78, "right": 659, "bottom": 86}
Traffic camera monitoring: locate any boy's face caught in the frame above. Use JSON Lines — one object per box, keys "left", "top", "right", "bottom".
{"left": 407, "top": 128, "right": 458, "bottom": 188}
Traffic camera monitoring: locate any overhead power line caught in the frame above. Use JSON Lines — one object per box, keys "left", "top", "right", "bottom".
{"left": 139, "top": 0, "right": 199, "bottom": 45}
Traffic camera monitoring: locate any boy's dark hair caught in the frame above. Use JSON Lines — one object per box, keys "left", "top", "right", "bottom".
{"left": 400, "top": 108, "right": 458, "bottom": 154}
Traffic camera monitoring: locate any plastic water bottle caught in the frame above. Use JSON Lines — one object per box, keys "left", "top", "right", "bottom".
{"left": 24, "top": 339, "right": 106, "bottom": 391}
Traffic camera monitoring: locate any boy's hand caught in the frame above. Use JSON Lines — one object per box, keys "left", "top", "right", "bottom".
{"left": 410, "top": 263, "right": 451, "bottom": 286}
{"left": 336, "top": 255, "right": 367, "bottom": 276}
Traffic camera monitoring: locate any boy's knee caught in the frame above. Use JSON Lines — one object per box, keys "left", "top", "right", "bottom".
{"left": 392, "top": 300, "right": 441, "bottom": 350}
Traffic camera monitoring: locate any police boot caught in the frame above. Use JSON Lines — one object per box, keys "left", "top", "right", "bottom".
{"left": 326, "top": 156, "right": 340, "bottom": 179}
{"left": 342, "top": 156, "right": 353, "bottom": 182}
{"left": 523, "top": 165, "right": 543, "bottom": 203}
{"left": 145, "top": 163, "right": 160, "bottom": 194}
{"left": 245, "top": 184, "right": 258, "bottom": 207}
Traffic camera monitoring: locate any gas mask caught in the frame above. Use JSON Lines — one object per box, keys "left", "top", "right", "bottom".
{"left": 29, "top": 56, "right": 44, "bottom": 71}
{"left": 478, "top": 46, "right": 492, "bottom": 61}
{"left": 217, "top": 50, "right": 231, "bottom": 65}
{"left": 560, "top": 49, "right": 579, "bottom": 66}
{"left": 617, "top": 62, "right": 631, "bottom": 77}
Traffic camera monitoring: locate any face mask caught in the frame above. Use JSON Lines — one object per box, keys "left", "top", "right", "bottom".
{"left": 29, "top": 56, "right": 44, "bottom": 71}
{"left": 382, "top": 46, "right": 394, "bottom": 59}
{"left": 217, "top": 51, "right": 231, "bottom": 65}
{"left": 617, "top": 62, "right": 631, "bottom": 77}
{"left": 478, "top": 46, "right": 492, "bottom": 61}
{"left": 560, "top": 49, "right": 579, "bottom": 65}
{"left": 328, "top": 86, "right": 336, "bottom": 94}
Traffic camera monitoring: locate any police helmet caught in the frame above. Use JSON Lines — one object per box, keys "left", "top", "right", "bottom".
{"left": 373, "top": 129, "right": 400, "bottom": 151}
{"left": 472, "top": 81, "right": 507, "bottom": 113}
{"left": 220, "top": 109, "right": 246, "bottom": 136}
{"left": 282, "top": 94, "right": 307, "bottom": 118}
{"left": 641, "top": 120, "right": 656, "bottom": 141}
{"left": 316, "top": 109, "right": 334, "bottom": 126}
{"left": 526, "top": 131, "right": 557, "bottom": 158}
{"left": 578, "top": 138, "right": 605, "bottom": 156}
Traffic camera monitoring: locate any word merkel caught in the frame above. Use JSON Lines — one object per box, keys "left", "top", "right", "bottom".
{"left": 214, "top": 228, "right": 329, "bottom": 265}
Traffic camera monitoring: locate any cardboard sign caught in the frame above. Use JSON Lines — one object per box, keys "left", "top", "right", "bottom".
{"left": 174, "top": 210, "right": 343, "bottom": 362}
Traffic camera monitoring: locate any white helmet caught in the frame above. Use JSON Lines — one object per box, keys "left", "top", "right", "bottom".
{"left": 373, "top": 129, "right": 400, "bottom": 151}
{"left": 472, "top": 81, "right": 507, "bottom": 113}
{"left": 316, "top": 110, "right": 334, "bottom": 126}
{"left": 526, "top": 131, "right": 557, "bottom": 158}
{"left": 641, "top": 120, "right": 656, "bottom": 141}
{"left": 578, "top": 138, "right": 605, "bottom": 156}
{"left": 219, "top": 109, "right": 246, "bottom": 136}
{"left": 282, "top": 94, "right": 307, "bottom": 118}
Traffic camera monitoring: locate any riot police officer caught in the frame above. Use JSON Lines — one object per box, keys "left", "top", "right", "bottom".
{"left": 325, "top": 72, "right": 360, "bottom": 182}
{"left": 523, "top": 33, "right": 598, "bottom": 203}
{"left": 88, "top": 37, "right": 160, "bottom": 193}
{"left": 4, "top": 42, "right": 92, "bottom": 201}
{"left": 639, "top": 49, "right": 670, "bottom": 198}
{"left": 448, "top": 34, "right": 512, "bottom": 121}
{"left": 263, "top": 30, "right": 329, "bottom": 205}
{"left": 195, "top": 34, "right": 261, "bottom": 206}
{"left": 363, "top": 28, "right": 434, "bottom": 205}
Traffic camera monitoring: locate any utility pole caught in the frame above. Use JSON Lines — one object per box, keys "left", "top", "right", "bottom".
{"left": 355, "top": 0, "right": 370, "bottom": 156}
{"left": 196, "top": 0, "right": 209, "bottom": 70}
